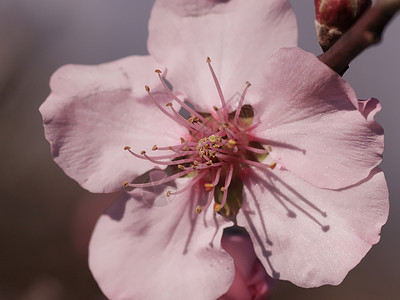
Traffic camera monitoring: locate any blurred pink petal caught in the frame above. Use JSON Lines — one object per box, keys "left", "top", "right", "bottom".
{"left": 219, "top": 228, "right": 275, "bottom": 300}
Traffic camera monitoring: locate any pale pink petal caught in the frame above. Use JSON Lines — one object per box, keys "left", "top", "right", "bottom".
{"left": 249, "top": 48, "right": 383, "bottom": 189}
{"left": 39, "top": 56, "right": 187, "bottom": 193}
{"left": 148, "top": 0, "right": 297, "bottom": 111}
{"left": 89, "top": 178, "right": 235, "bottom": 300}
{"left": 219, "top": 228, "right": 275, "bottom": 300}
{"left": 237, "top": 167, "right": 389, "bottom": 287}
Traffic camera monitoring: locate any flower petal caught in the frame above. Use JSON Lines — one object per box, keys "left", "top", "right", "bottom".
{"left": 148, "top": 0, "right": 297, "bottom": 111}
{"left": 39, "top": 55, "right": 186, "bottom": 193}
{"left": 89, "top": 178, "right": 235, "bottom": 300}
{"left": 249, "top": 48, "right": 383, "bottom": 189}
{"left": 237, "top": 167, "right": 389, "bottom": 287}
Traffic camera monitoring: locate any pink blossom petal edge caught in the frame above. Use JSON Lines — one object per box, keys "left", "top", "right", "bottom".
{"left": 148, "top": 0, "right": 297, "bottom": 111}
{"left": 89, "top": 178, "right": 234, "bottom": 300}
{"left": 237, "top": 167, "right": 389, "bottom": 287}
{"left": 219, "top": 229, "right": 275, "bottom": 300}
{"left": 39, "top": 55, "right": 187, "bottom": 193}
{"left": 249, "top": 47, "right": 383, "bottom": 189}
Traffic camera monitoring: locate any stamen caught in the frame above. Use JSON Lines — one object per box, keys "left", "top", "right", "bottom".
{"left": 168, "top": 171, "right": 209, "bottom": 196}
{"left": 234, "top": 81, "right": 251, "bottom": 127}
{"left": 243, "top": 145, "right": 271, "bottom": 154}
{"left": 240, "top": 159, "right": 277, "bottom": 170}
{"left": 155, "top": 69, "right": 209, "bottom": 125}
{"left": 220, "top": 163, "right": 234, "bottom": 208}
{"left": 124, "top": 169, "right": 193, "bottom": 188}
{"left": 206, "top": 57, "right": 228, "bottom": 120}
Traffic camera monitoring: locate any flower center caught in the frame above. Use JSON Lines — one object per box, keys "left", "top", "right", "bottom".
{"left": 123, "top": 58, "right": 277, "bottom": 219}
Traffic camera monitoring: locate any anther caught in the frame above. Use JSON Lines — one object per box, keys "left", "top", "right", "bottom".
{"left": 195, "top": 205, "right": 202, "bottom": 214}
{"left": 204, "top": 183, "right": 214, "bottom": 192}
{"left": 166, "top": 102, "right": 173, "bottom": 107}
{"left": 180, "top": 137, "right": 185, "bottom": 144}
{"left": 206, "top": 57, "right": 211, "bottom": 63}
{"left": 213, "top": 106, "right": 219, "bottom": 111}
{"left": 214, "top": 203, "right": 221, "bottom": 212}
{"left": 145, "top": 85, "right": 150, "bottom": 92}
{"left": 155, "top": 69, "right": 162, "bottom": 74}
{"left": 270, "top": 162, "right": 277, "bottom": 169}
{"left": 178, "top": 165, "right": 185, "bottom": 170}
{"left": 188, "top": 116, "right": 199, "bottom": 123}
{"left": 140, "top": 151, "right": 146, "bottom": 155}
{"left": 227, "top": 139, "right": 236, "bottom": 149}
{"left": 220, "top": 187, "right": 226, "bottom": 192}
{"left": 122, "top": 180, "right": 129, "bottom": 187}
{"left": 246, "top": 81, "right": 251, "bottom": 87}
{"left": 152, "top": 145, "right": 158, "bottom": 151}
{"left": 206, "top": 161, "right": 213, "bottom": 166}
{"left": 124, "top": 146, "right": 131, "bottom": 150}
{"left": 166, "top": 190, "right": 171, "bottom": 197}
{"left": 267, "top": 145, "right": 272, "bottom": 152}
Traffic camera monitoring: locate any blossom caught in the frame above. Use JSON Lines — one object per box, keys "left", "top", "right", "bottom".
{"left": 219, "top": 227, "right": 275, "bottom": 300}
{"left": 39, "top": 0, "right": 389, "bottom": 299}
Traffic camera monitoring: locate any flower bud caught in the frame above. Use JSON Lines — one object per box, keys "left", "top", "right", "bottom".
{"left": 315, "top": 0, "right": 371, "bottom": 51}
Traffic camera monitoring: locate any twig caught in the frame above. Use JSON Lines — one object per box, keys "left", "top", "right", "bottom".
{"left": 319, "top": 0, "right": 400, "bottom": 75}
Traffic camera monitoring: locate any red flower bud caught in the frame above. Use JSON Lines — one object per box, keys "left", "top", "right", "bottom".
{"left": 315, "top": 0, "right": 371, "bottom": 51}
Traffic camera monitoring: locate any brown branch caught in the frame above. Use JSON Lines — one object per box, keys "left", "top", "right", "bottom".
{"left": 319, "top": 0, "right": 400, "bottom": 75}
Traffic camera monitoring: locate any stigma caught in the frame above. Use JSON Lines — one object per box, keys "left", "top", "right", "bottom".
{"left": 123, "top": 58, "right": 276, "bottom": 218}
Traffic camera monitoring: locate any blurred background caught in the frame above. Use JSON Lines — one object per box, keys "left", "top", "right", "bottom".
{"left": 0, "top": 0, "right": 398, "bottom": 299}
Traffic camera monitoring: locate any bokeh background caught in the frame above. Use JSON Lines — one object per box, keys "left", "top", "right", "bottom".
{"left": 0, "top": 0, "right": 399, "bottom": 299}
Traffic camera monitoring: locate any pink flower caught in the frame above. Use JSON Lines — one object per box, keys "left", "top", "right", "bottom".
{"left": 219, "top": 228, "right": 275, "bottom": 300}
{"left": 39, "top": 0, "right": 389, "bottom": 299}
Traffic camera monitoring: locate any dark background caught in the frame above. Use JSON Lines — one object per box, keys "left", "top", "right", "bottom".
{"left": 0, "top": 0, "right": 399, "bottom": 299}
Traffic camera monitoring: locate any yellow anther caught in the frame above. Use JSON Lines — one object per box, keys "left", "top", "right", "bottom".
{"left": 206, "top": 57, "right": 211, "bottom": 63}
{"left": 155, "top": 69, "right": 162, "bottom": 74}
{"left": 191, "top": 164, "right": 197, "bottom": 170}
{"left": 227, "top": 139, "right": 236, "bottom": 149}
{"left": 188, "top": 116, "right": 199, "bottom": 123}
{"left": 122, "top": 181, "right": 129, "bottom": 187}
{"left": 166, "top": 190, "right": 171, "bottom": 197}
{"left": 270, "top": 162, "right": 277, "bottom": 169}
{"left": 220, "top": 187, "right": 226, "bottom": 192}
{"left": 124, "top": 146, "right": 131, "bottom": 150}
{"left": 195, "top": 205, "right": 202, "bottom": 214}
{"left": 178, "top": 165, "right": 185, "bottom": 170}
{"left": 206, "top": 161, "right": 213, "bottom": 166}
{"left": 204, "top": 183, "right": 214, "bottom": 192}
{"left": 182, "top": 146, "right": 189, "bottom": 151}
{"left": 152, "top": 145, "right": 158, "bottom": 151}
{"left": 140, "top": 151, "right": 146, "bottom": 155}
{"left": 213, "top": 106, "right": 219, "bottom": 111}
{"left": 169, "top": 146, "right": 173, "bottom": 150}
{"left": 209, "top": 135, "right": 217, "bottom": 142}
{"left": 145, "top": 85, "right": 150, "bottom": 92}
{"left": 214, "top": 203, "right": 221, "bottom": 212}
{"left": 246, "top": 81, "right": 251, "bottom": 87}
{"left": 193, "top": 160, "right": 199, "bottom": 166}
{"left": 166, "top": 102, "right": 173, "bottom": 107}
